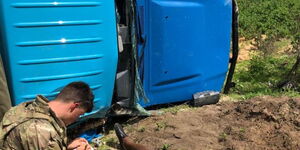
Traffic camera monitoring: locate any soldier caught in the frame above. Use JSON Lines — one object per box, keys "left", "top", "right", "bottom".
{"left": 0, "top": 81, "right": 94, "bottom": 150}
{"left": 0, "top": 81, "right": 149, "bottom": 150}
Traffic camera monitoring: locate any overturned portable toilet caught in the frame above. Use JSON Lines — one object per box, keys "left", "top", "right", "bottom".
{"left": 0, "top": 0, "right": 236, "bottom": 119}
{"left": 0, "top": 0, "right": 118, "bottom": 118}
{"left": 135, "top": 0, "right": 233, "bottom": 107}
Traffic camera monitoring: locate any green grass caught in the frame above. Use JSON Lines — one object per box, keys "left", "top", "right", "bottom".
{"left": 161, "top": 144, "right": 171, "bottom": 150}
{"left": 160, "top": 104, "right": 194, "bottom": 115}
{"left": 218, "top": 133, "right": 228, "bottom": 142}
{"left": 273, "top": 39, "right": 291, "bottom": 51}
{"left": 228, "top": 54, "right": 300, "bottom": 99}
{"left": 94, "top": 136, "right": 118, "bottom": 150}
{"left": 137, "top": 126, "right": 145, "bottom": 132}
{"left": 239, "top": 128, "right": 246, "bottom": 133}
{"left": 155, "top": 121, "right": 168, "bottom": 131}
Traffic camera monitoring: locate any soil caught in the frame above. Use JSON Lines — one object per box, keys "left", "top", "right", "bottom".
{"left": 237, "top": 38, "right": 256, "bottom": 61}
{"left": 118, "top": 96, "right": 300, "bottom": 150}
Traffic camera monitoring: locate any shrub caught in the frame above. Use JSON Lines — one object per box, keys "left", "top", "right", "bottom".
{"left": 238, "top": 0, "right": 300, "bottom": 40}
{"left": 238, "top": 0, "right": 300, "bottom": 53}
{"left": 230, "top": 0, "right": 300, "bottom": 99}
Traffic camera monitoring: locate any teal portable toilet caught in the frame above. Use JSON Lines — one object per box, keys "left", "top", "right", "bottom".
{"left": 136, "top": 0, "right": 233, "bottom": 106}
{"left": 0, "top": 0, "right": 118, "bottom": 118}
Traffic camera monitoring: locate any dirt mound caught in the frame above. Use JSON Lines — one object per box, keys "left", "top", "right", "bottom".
{"left": 124, "top": 97, "right": 300, "bottom": 150}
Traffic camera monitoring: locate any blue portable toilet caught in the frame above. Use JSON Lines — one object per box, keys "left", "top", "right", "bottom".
{"left": 0, "top": 0, "right": 118, "bottom": 118}
{"left": 136, "top": 0, "right": 233, "bottom": 106}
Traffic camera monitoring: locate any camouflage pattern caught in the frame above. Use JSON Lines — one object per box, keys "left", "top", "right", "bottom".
{"left": 0, "top": 56, "right": 11, "bottom": 121}
{"left": 0, "top": 95, "right": 68, "bottom": 150}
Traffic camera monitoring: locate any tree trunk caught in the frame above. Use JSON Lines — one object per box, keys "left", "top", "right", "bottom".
{"left": 277, "top": 52, "right": 300, "bottom": 89}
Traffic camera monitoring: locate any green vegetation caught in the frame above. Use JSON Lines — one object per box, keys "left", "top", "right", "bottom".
{"left": 239, "top": 0, "right": 300, "bottom": 42}
{"left": 218, "top": 133, "right": 228, "bottom": 142}
{"left": 137, "top": 126, "right": 145, "bottom": 132}
{"left": 230, "top": 55, "right": 300, "bottom": 99}
{"left": 229, "top": 0, "right": 300, "bottom": 99}
{"left": 239, "top": 128, "right": 246, "bottom": 133}
{"left": 96, "top": 136, "right": 119, "bottom": 150}
{"left": 160, "top": 104, "right": 191, "bottom": 114}
{"left": 155, "top": 121, "right": 168, "bottom": 131}
{"left": 160, "top": 144, "right": 171, "bottom": 150}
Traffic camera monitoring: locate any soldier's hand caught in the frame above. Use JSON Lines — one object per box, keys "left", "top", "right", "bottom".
{"left": 67, "top": 138, "right": 92, "bottom": 150}
{"left": 75, "top": 143, "right": 92, "bottom": 150}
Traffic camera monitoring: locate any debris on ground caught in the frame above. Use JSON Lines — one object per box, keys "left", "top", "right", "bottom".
{"left": 101, "top": 96, "right": 300, "bottom": 150}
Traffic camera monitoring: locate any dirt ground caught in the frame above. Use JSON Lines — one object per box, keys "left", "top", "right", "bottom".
{"left": 104, "top": 96, "right": 300, "bottom": 150}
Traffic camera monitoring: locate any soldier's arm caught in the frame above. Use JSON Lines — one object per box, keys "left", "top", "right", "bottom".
{"left": 16, "top": 119, "right": 64, "bottom": 150}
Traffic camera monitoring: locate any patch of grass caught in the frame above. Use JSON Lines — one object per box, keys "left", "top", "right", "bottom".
{"left": 239, "top": 128, "right": 246, "bottom": 133}
{"left": 160, "top": 104, "right": 191, "bottom": 114}
{"left": 99, "top": 136, "right": 119, "bottom": 149}
{"left": 273, "top": 39, "right": 291, "bottom": 52}
{"left": 228, "top": 91, "right": 300, "bottom": 101}
{"left": 155, "top": 121, "right": 168, "bottom": 131}
{"left": 227, "top": 92, "right": 266, "bottom": 101}
{"left": 137, "top": 126, "right": 145, "bottom": 132}
{"left": 218, "top": 133, "right": 228, "bottom": 142}
{"left": 161, "top": 144, "right": 171, "bottom": 150}
{"left": 229, "top": 55, "right": 300, "bottom": 99}
{"left": 97, "top": 145, "right": 115, "bottom": 150}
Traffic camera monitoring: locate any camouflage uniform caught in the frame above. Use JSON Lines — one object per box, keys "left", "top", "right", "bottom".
{"left": 0, "top": 95, "right": 68, "bottom": 150}
{"left": 0, "top": 56, "right": 11, "bottom": 121}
